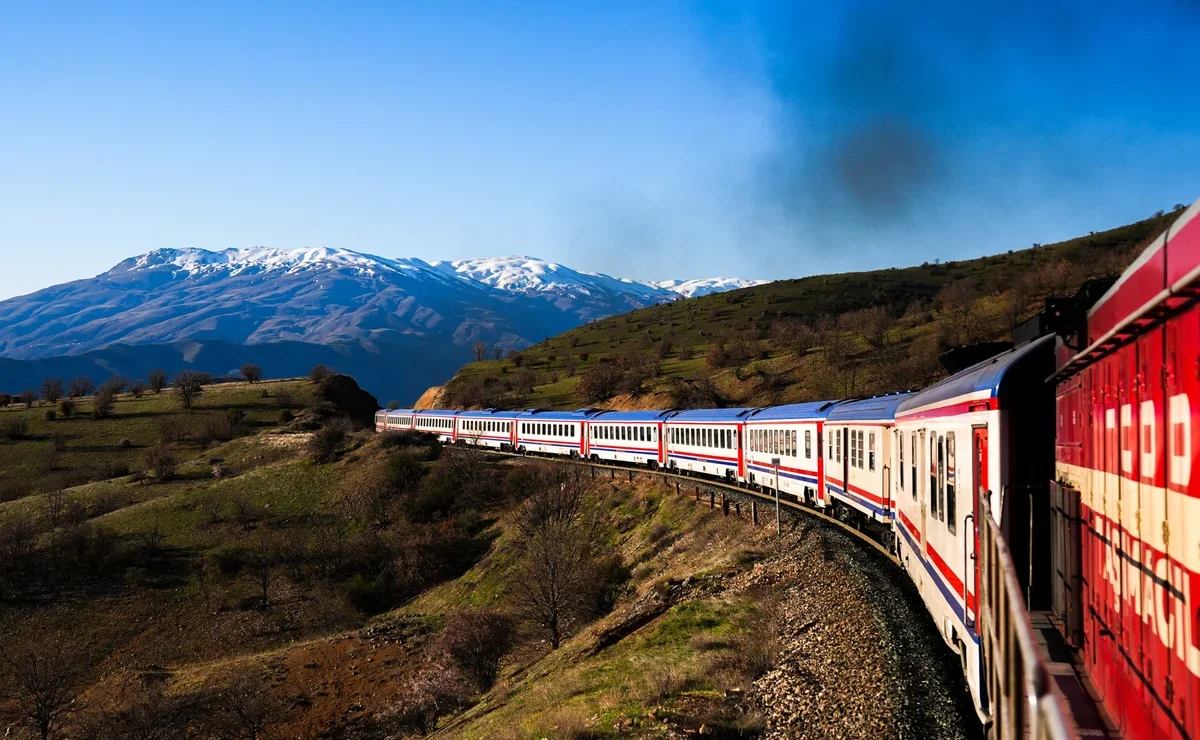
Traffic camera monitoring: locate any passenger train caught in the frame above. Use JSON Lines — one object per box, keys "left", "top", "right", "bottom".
{"left": 374, "top": 199, "right": 1200, "bottom": 738}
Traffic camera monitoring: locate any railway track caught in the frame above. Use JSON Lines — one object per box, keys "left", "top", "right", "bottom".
{"left": 476, "top": 447, "right": 901, "bottom": 565}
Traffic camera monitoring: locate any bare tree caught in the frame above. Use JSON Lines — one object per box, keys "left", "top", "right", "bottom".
{"left": 147, "top": 369, "right": 168, "bottom": 394}
{"left": 91, "top": 385, "right": 116, "bottom": 418}
{"left": 130, "top": 380, "right": 147, "bottom": 398}
{"left": 492, "top": 344, "right": 503, "bottom": 360}
{"left": 40, "top": 378, "right": 64, "bottom": 404}
{"left": 19, "top": 389, "right": 37, "bottom": 408}
{"left": 309, "top": 364, "right": 333, "bottom": 384}
{"left": 3, "top": 638, "right": 88, "bottom": 740}
{"left": 240, "top": 364, "right": 262, "bottom": 383}
{"left": 173, "top": 370, "right": 204, "bottom": 410}
{"left": 244, "top": 529, "right": 280, "bottom": 608}
{"left": 509, "top": 465, "right": 618, "bottom": 649}
{"left": 435, "top": 609, "right": 515, "bottom": 692}
{"left": 210, "top": 669, "right": 283, "bottom": 740}
{"left": 68, "top": 376, "right": 95, "bottom": 399}
{"left": 472, "top": 341, "right": 488, "bottom": 361}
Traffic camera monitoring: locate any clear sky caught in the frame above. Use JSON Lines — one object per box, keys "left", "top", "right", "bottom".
{"left": 2, "top": 1, "right": 1198, "bottom": 301}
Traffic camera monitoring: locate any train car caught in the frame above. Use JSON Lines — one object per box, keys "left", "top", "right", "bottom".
{"left": 412, "top": 409, "right": 459, "bottom": 443}
{"left": 383, "top": 409, "right": 417, "bottom": 432}
{"left": 663, "top": 408, "right": 755, "bottom": 481}
{"left": 892, "top": 333, "right": 1055, "bottom": 722}
{"left": 744, "top": 401, "right": 844, "bottom": 507}
{"left": 1050, "top": 199, "right": 1200, "bottom": 740}
{"left": 457, "top": 410, "right": 522, "bottom": 450}
{"left": 517, "top": 409, "right": 596, "bottom": 456}
{"left": 824, "top": 394, "right": 912, "bottom": 530}
{"left": 374, "top": 410, "right": 387, "bottom": 432}
{"left": 587, "top": 410, "right": 671, "bottom": 467}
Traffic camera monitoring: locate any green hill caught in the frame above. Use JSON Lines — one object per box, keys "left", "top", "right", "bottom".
{"left": 442, "top": 207, "right": 1184, "bottom": 410}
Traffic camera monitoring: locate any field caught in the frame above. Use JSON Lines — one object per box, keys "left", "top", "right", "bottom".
{"left": 441, "top": 207, "right": 1184, "bottom": 411}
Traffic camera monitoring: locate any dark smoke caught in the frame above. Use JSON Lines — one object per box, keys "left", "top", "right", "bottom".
{"left": 750, "top": 0, "right": 1199, "bottom": 233}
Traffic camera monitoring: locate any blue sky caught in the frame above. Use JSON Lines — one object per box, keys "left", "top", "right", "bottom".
{"left": 1, "top": 1, "right": 1197, "bottom": 301}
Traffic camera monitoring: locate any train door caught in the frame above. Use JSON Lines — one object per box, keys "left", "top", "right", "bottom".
{"left": 919, "top": 429, "right": 928, "bottom": 554}
{"left": 882, "top": 428, "right": 892, "bottom": 519}
{"left": 1167, "top": 306, "right": 1200, "bottom": 740}
{"left": 843, "top": 427, "right": 850, "bottom": 495}
{"left": 971, "top": 426, "right": 987, "bottom": 632}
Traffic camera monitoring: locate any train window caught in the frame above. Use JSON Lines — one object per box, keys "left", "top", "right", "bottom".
{"left": 931, "top": 436, "right": 941, "bottom": 520}
{"left": 805, "top": 430, "right": 812, "bottom": 458}
{"left": 911, "top": 434, "right": 917, "bottom": 502}
{"left": 869, "top": 432, "right": 875, "bottom": 471}
{"left": 899, "top": 432, "right": 905, "bottom": 489}
{"left": 946, "top": 433, "right": 956, "bottom": 534}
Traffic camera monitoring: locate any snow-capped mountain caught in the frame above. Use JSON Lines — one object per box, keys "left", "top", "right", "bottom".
{"left": 650, "top": 277, "right": 768, "bottom": 298}
{"left": 0, "top": 247, "right": 764, "bottom": 369}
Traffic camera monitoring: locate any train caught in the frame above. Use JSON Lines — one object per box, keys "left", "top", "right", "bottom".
{"left": 374, "top": 198, "right": 1200, "bottom": 739}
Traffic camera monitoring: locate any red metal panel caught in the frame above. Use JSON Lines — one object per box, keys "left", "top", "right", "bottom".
{"left": 1166, "top": 201, "right": 1200, "bottom": 290}
{"left": 1089, "top": 236, "right": 1167, "bottom": 345}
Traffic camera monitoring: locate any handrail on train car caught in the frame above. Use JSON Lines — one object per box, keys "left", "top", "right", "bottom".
{"left": 979, "top": 488, "right": 1073, "bottom": 740}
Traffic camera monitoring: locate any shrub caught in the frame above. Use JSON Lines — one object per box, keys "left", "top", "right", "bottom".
{"left": 43, "top": 409, "right": 57, "bottom": 421}
{"left": 118, "top": 438, "right": 132, "bottom": 448}
{"left": 240, "top": 363, "right": 263, "bottom": 383}
{"left": 58, "top": 399, "right": 76, "bottom": 417}
{"left": 144, "top": 444, "right": 176, "bottom": 481}
{"left": 130, "top": 380, "right": 147, "bottom": 398}
{"left": 148, "top": 369, "right": 168, "bottom": 394}
{"left": 576, "top": 363, "right": 623, "bottom": 402}
{"left": 436, "top": 609, "right": 515, "bottom": 692}
{"left": 91, "top": 386, "right": 116, "bottom": 418}
{"left": 0, "top": 417, "right": 29, "bottom": 440}
{"left": 0, "top": 393, "right": 10, "bottom": 407}
{"left": 309, "top": 365, "right": 333, "bottom": 384}
{"left": 277, "top": 409, "right": 294, "bottom": 424}
{"left": 308, "top": 418, "right": 351, "bottom": 463}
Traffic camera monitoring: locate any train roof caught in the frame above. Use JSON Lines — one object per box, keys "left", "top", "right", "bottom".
{"left": 456, "top": 409, "right": 525, "bottom": 418}
{"left": 413, "top": 409, "right": 459, "bottom": 417}
{"left": 589, "top": 410, "right": 674, "bottom": 422}
{"left": 746, "top": 400, "right": 845, "bottom": 421}
{"left": 825, "top": 394, "right": 913, "bottom": 422}
{"left": 521, "top": 408, "right": 604, "bottom": 420}
{"left": 897, "top": 334, "right": 1054, "bottom": 415}
{"left": 666, "top": 407, "right": 758, "bottom": 422}
{"left": 383, "top": 408, "right": 416, "bottom": 414}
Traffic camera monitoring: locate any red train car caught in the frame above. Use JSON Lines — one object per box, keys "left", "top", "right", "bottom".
{"left": 1053, "top": 200, "right": 1200, "bottom": 739}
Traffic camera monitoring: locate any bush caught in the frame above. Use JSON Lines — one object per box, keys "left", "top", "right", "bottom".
{"left": 0, "top": 393, "right": 10, "bottom": 407}
{"left": 436, "top": 609, "right": 515, "bottom": 692}
{"left": 240, "top": 363, "right": 263, "bottom": 383}
{"left": 576, "top": 363, "right": 623, "bottom": 402}
{"left": 209, "top": 546, "right": 248, "bottom": 578}
{"left": 91, "top": 386, "right": 116, "bottom": 418}
{"left": 43, "top": 409, "right": 57, "bottom": 421}
{"left": 344, "top": 573, "right": 395, "bottom": 614}
{"left": 118, "top": 438, "right": 132, "bottom": 448}
{"left": 58, "top": 399, "right": 76, "bottom": 417}
{"left": 0, "top": 417, "right": 29, "bottom": 440}
{"left": 309, "top": 365, "right": 333, "bottom": 384}
{"left": 144, "top": 444, "right": 176, "bottom": 481}
{"left": 308, "top": 418, "right": 351, "bottom": 463}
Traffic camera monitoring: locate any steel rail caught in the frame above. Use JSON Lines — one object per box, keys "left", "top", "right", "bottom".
{"left": 473, "top": 447, "right": 901, "bottom": 566}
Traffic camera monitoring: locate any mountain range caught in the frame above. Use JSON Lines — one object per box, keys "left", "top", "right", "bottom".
{"left": 0, "top": 247, "right": 763, "bottom": 403}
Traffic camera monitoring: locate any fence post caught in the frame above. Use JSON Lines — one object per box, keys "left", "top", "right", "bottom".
{"left": 610, "top": 468, "right": 614, "bottom": 479}
{"left": 709, "top": 491, "right": 714, "bottom": 509}
{"left": 752, "top": 500, "right": 758, "bottom": 525}
{"left": 628, "top": 470, "right": 633, "bottom": 483}
{"left": 675, "top": 480, "right": 680, "bottom": 496}
{"left": 722, "top": 493, "right": 728, "bottom": 516}
{"left": 735, "top": 501, "right": 740, "bottom": 518}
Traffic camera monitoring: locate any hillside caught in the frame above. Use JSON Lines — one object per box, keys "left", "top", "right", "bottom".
{"left": 441, "top": 207, "right": 1184, "bottom": 410}
{"left": 0, "top": 249, "right": 759, "bottom": 404}
{"left": 0, "top": 374, "right": 975, "bottom": 738}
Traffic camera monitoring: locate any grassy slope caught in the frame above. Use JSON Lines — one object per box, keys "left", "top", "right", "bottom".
{"left": 443, "top": 208, "right": 1181, "bottom": 410}
{"left": 0, "top": 376, "right": 779, "bottom": 738}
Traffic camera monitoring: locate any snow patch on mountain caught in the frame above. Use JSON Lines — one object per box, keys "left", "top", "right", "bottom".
{"left": 649, "top": 277, "right": 768, "bottom": 298}
{"left": 432, "top": 256, "right": 676, "bottom": 302}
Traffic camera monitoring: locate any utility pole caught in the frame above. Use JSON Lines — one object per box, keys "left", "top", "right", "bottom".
{"left": 772, "top": 457, "right": 781, "bottom": 535}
